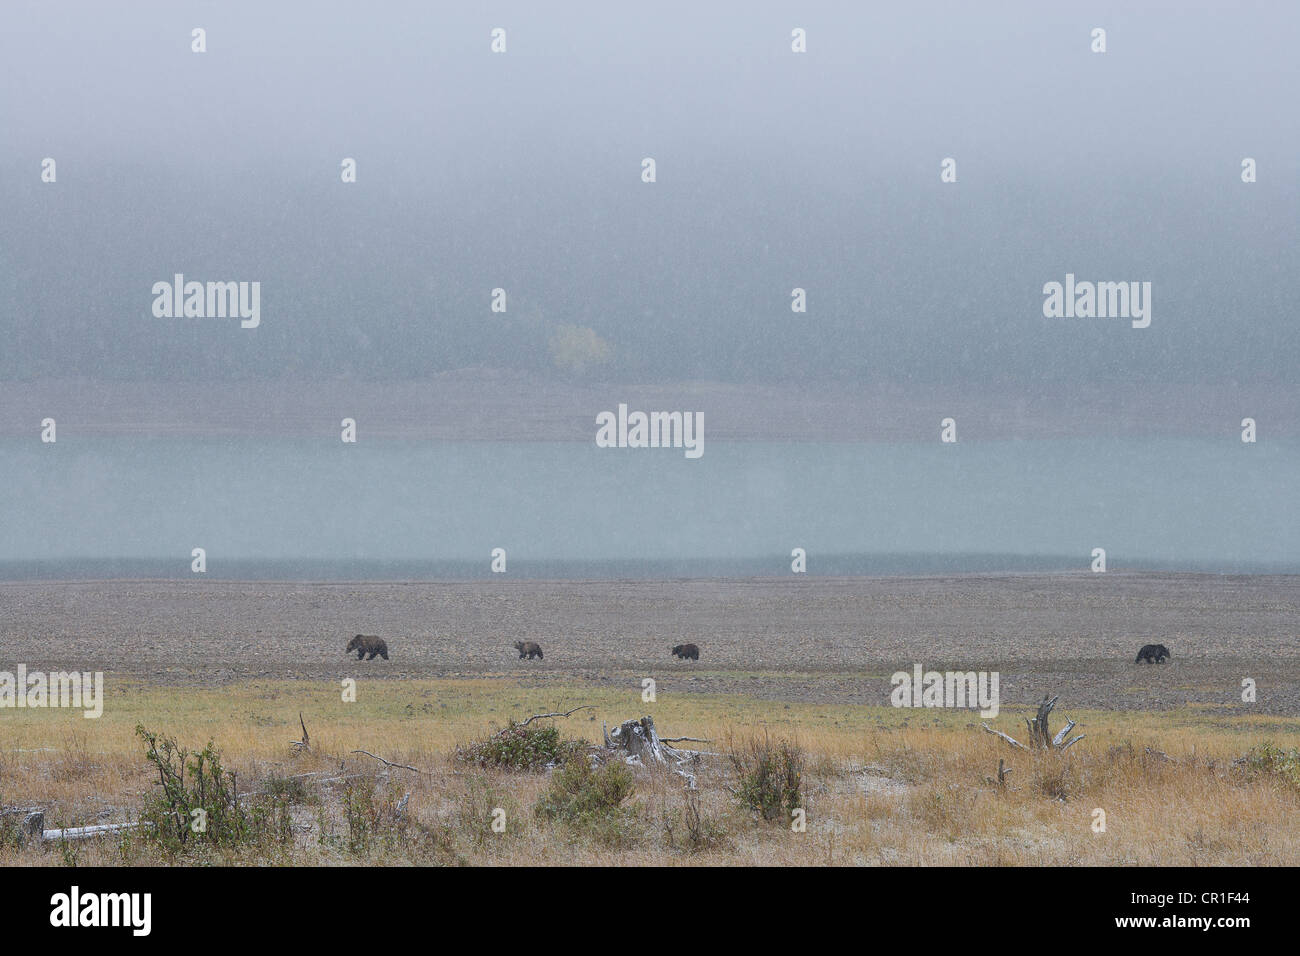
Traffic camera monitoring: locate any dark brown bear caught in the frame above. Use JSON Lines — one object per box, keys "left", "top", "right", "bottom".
{"left": 514, "top": 641, "right": 543, "bottom": 660}
{"left": 346, "top": 634, "right": 389, "bottom": 661}
{"left": 671, "top": 643, "right": 700, "bottom": 661}
{"left": 1135, "top": 643, "right": 1170, "bottom": 664}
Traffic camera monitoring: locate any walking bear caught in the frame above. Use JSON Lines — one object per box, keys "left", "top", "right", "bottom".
{"left": 346, "top": 634, "right": 389, "bottom": 661}
{"left": 671, "top": 643, "right": 700, "bottom": 661}
{"left": 514, "top": 641, "right": 543, "bottom": 660}
{"left": 1135, "top": 643, "right": 1170, "bottom": 664}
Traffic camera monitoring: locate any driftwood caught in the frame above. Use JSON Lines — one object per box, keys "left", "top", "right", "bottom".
{"left": 982, "top": 725, "right": 1028, "bottom": 751}
{"left": 350, "top": 751, "right": 428, "bottom": 774}
{"left": 284, "top": 709, "right": 431, "bottom": 775}
{"left": 982, "top": 695, "right": 1085, "bottom": 753}
{"left": 42, "top": 822, "right": 142, "bottom": 842}
{"left": 291, "top": 713, "right": 310, "bottom": 753}
{"left": 4, "top": 807, "right": 143, "bottom": 844}
{"left": 601, "top": 716, "right": 722, "bottom": 789}
{"left": 235, "top": 771, "right": 376, "bottom": 802}
{"left": 1, "top": 808, "right": 46, "bottom": 846}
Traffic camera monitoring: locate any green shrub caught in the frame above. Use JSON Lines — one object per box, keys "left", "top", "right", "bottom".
{"left": 0, "top": 814, "right": 25, "bottom": 850}
{"left": 135, "top": 725, "right": 298, "bottom": 857}
{"left": 1242, "top": 742, "right": 1300, "bottom": 790}
{"left": 534, "top": 757, "right": 638, "bottom": 845}
{"left": 456, "top": 721, "right": 588, "bottom": 771}
{"left": 727, "top": 732, "right": 804, "bottom": 823}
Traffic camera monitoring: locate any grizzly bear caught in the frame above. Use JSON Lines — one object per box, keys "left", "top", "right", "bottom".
{"left": 346, "top": 634, "right": 389, "bottom": 661}
{"left": 671, "top": 643, "right": 700, "bottom": 661}
{"left": 514, "top": 641, "right": 543, "bottom": 660}
{"left": 1135, "top": 643, "right": 1170, "bottom": 664}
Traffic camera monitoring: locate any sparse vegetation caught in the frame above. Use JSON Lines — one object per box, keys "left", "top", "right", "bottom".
{"left": 458, "top": 775, "right": 521, "bottom": 846}
{"left": 662, "top": 788, "right": 728, "bottom": 853}
{"left": 1, "top": 681, "right": 1298, "bottom": 866}
{"left": 727, "top": 732, "right": 804, "bottom": 822}
{"left": 1240, "top": 742, "right": 1300, "bottom": 790}
{"left": 135, "top": 725, "right": 298, "bottom": 857}
{"left": 534, "top": 757, "right": 639, "bottom": 846}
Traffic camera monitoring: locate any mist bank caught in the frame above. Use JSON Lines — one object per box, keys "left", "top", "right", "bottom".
{"left": 3, "top": 435, "right": 1295, "bottom": 572}
{"left": 2, "top": 373, "right": 1296, "bottom": 441}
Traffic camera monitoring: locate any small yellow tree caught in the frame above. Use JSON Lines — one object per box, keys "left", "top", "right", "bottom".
{"left": 548, "top": 323, "right": 612, "bottom": 375}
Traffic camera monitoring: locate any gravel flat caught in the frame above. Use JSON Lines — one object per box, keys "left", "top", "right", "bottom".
{"left": 1, "top": 572, "right": 1297, "bottom": 714}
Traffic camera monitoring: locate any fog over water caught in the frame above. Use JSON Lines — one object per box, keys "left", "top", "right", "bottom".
{"left": 1, "top": 2, "right": 1296, "bottom": 576}
{"left": 2, "top": 436, "right": 1296, "bottom": 576}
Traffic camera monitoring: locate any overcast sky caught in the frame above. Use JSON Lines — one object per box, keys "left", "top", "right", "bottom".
{"left": 2, "top": 0, "right": 1296, "bottom": 385}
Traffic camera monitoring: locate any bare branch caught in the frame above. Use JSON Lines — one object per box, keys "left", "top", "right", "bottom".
{"left": 1052, "top": 718, "right": 1076, "bottom": 748}
{"left": 350, "top": 750, "right": 428, "bottom": 774}
{"left": 496, "top": 705, "right": 595, "bottom": 736}
{"left": 983, "top": 723, "right": 1029, "bottom": 750}
{"left": 291, "top": 712, "right": 310, "bottom": 753}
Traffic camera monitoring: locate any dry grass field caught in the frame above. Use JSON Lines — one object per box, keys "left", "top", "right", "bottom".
{"left": 1, "top": 679, "right": 1298, "bottom": 866}
{"left": 1, "top": 573, "right": 1298, "bottom": 865}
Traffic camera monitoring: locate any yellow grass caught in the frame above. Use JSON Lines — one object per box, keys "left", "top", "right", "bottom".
{"left": 2, "top": 677, "right": 1298, "bottom": 866}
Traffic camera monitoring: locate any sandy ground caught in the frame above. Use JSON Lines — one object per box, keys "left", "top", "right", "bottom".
{"left": 1, "top": 572, "right": 1297, "bottom": 716}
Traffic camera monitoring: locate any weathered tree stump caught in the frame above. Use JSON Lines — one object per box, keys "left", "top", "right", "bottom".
{"left": 602, "top": 715, "right": 719, "bottom": 788}
{"left": 604, "top": 715, "right": 674, "bottom": 764}
{"left": 982, "top": 694, "right": 1085, "bottom": 753}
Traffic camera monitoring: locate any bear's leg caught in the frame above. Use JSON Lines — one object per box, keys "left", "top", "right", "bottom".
{"left": 357, "top": 650, "right": 365, "bottom": 661}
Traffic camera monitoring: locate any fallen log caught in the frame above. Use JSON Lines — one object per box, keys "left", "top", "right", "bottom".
{"left": 6, "top": 809, "right": 132, "bottom": 845}
{"left": 42, "top": 822, "right": 141, "bottom": 842}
